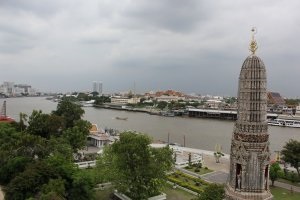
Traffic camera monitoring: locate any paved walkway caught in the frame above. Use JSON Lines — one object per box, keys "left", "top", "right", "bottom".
{"left": 0, "top": 186, "right": 4, "bottom": 200}
{"left": 163, "top": 145, "right": 300, "bottom": 192}
{"left": 274, "top": 181, "right": 300, "bottom": 193}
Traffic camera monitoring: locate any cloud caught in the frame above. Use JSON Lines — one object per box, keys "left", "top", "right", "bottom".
{"left": 0, "top": 0, "right": 299, "bottom": 96}
{"left": 117, "top": 0, "right": 209, "bottom": 32}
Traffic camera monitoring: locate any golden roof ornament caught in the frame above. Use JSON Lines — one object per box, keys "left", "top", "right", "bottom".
{"left": 249, "top": 27, "right": 258, "bottom": 55}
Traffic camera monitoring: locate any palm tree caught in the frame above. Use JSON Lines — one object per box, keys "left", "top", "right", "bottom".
{"left": 19, "top": 112, "right": 28, "bottom": 132}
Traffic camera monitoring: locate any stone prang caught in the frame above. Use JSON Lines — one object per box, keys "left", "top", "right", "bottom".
{"left": 225, "top": 30, "right": 273, "bottom": 200}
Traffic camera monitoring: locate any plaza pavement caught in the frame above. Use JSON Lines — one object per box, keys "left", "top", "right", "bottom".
{"left": 158, "top": 145, "right": 300, "bottom": 192}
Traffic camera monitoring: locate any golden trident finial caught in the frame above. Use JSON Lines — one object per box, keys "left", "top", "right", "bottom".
{"left": 249, "top": 27, "right": 258, "bottom": 55}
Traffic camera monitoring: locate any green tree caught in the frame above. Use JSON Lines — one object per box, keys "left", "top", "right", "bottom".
{"left": 270, "top": 162, "right": 281, "bottom": 186}
{"left": 27, "top": 110, "right": 51, "bottom": 138}
{"left": 157, "top": 101, "right": 168, "bottom": 110}
{"left": 46, "top": 114, "right": 65, "bottom": 137}
{"left": 19, "top": 112, "right": 28, "bottom": 132}
{"left": 5, "top": 161, "right": 59, "bottom": 200}
{"left": 94, "top": 96, "right": 111, "bottom": 105}
{"left": 100, "top": 131, "right": 173, "bottom": 199}
{"left": 63, "top": 126, "right": 89, "bottom": 152}
{"left": 281, "top": 139, "right": 300, "bottom": 176}
{"left": 197, "top": 183, "right": 225, "bottom": 200}
{"left": 0, "top": 156, "right": 31, "bottom": 184}
{"left": 91, "top": 91, "right": 99, "bottom": 97}
{"left": 40, "top": 178, "right": 66, "bottom": 200}
{"left": 68, "top": 171, "right": 95, "bottom": 200}
{"left": 53, "top": 99, "right": 84, "bottom": 128}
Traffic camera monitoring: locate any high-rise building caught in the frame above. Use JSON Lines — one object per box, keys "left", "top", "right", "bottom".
{"left": 92, "top": 81, "right": 102, "bottom": 95}
{"left": 225, "top": 29, "right": 273, "bottom": 199}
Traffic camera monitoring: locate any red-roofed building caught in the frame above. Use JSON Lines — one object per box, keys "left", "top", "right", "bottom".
{"left": 267, "top": 92, "right": 286, "bottom": 106}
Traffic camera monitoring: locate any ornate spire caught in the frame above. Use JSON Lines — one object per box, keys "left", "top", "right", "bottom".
{"left": 249, "top": 27, "right": 258, "bottom": 55}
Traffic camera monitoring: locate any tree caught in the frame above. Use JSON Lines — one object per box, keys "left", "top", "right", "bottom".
{"left": 40, "top": 178, "right": 66, "bottom": 200}
{"left": 91, "top": 91, "right": 99, "bottom": 97}
{"left": 270, "top": 162, "right": 281, "bottom": 186}
{"left": 100, "top": 131, "right": 173, "bottom": 199}
{"left": 0, "top": 156, "right": 31, "bottom": 184}
{"left": 157, "top": 101, "right": 168, "bottom": 110}
{"left": 27, "top": 110, "right": 51, "bottom": 138}
{"left": 19, "top": 112, "right": 28, "bottom": 132}
{"left": 5, "top": 161, "right": 59, "bottom": 200}
{"left": 281, "top": 139, "right": 300, "bottom": 176}
{"left": 197, "top": 183, "right": 225, "bottom": 200}
{"left": 53, "top": 99, "right": 84, "bottom": 128}
{"left": 63, "top": 126, "right": 89, "bottom": 152}
{"left": 68, "top": 171, "right": 95, "bottom": 200}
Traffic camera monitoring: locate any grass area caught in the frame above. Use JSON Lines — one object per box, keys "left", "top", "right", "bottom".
{"left": 184, "top": 166, "right": 213, "bottom": 175}
{"left": 94, "top": 184, "right": 197, "bottom": 200}
{"left": 164, "top": 184, "right": 196, "bottom": 200}
{"left": 167, "top": 171, "right": 208, "bottom": 193}
{"left": 271, "top": 186, "right": 300, "bottom": 200}
{"left": 95, "top": 187, "right": 114, "bottom": 199}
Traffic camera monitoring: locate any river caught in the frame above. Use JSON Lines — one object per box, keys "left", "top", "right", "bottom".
{"left": 2, "top": 97, "right": 300, "bottom": 154}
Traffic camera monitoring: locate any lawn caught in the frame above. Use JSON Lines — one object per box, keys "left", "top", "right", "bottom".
{"left": 94, "top": 184, "right": 197, "bottom": 200}
{"left": 167, "top": 171, "right": 208, "bottom": 193}
{"left": 164, "top": 184, "right": 197, "bottom": 200}
{"left": 184, "top": 166, "right": 213, "bottom": 175}
{"left": 271, "top": 186, "right": 300, "bottom": 200}
{"left": 95, "top": 188, "right": 114, "bottom": 199}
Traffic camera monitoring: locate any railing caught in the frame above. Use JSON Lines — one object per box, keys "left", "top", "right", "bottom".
{"left": 75, "top": 160, "right": 96, "bottom": 169}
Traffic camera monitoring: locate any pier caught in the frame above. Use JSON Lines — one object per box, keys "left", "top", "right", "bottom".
{"left": 188, "top": 108, "right": 278, "bottom": 120}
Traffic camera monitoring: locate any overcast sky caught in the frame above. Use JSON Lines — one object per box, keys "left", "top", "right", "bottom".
{"left": 0, "top": 0, "right": 299, "bottom": 97}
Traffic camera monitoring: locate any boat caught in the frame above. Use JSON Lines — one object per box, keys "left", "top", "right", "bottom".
{"left": 81, "top": 100, "right": 95, "bottom": 107}
{"left": 115, "top": 117, "right": 128, "bottom": 120}
{"left": 268, "top": 118, "right": 300, "bottom": 128}
{"left": 161, "top": 111, "right": 175, "bottom": 117}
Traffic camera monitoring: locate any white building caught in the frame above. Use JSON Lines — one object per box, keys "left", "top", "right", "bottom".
{"left": 2, "top": 82, "right": 14, "bottom": 96}
{"left": 154, "top": 95, "right": 185, "bottom": 102}
{"left": 0, "top": 82, "right": 36, "bottom": 96}
{"left": 88, "top": 124, "right": 111, "bottom": 148}
{"left": 296, "top": 105, "right": 300, "bottom": 114}
{"left": 110, "top": 96, "right": 140, "bottom": 105}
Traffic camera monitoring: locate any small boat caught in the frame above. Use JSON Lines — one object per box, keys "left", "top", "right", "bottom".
{"left": 115, "top": 117, "right": 128, "bottom": 120}
{"left": 161, "top": 111, "right": 175, "bottom": 117}
{"left": 268, "top": 118, "right": 300, "bottom": 128}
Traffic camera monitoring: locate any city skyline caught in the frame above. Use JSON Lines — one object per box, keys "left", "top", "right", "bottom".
{"left": 1, "top": 1, "right": 300, "bottom": 96}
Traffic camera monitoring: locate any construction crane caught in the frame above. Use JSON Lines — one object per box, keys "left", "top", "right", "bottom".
{"left": 0, "top": 101, "right": 14, "bottom": 123}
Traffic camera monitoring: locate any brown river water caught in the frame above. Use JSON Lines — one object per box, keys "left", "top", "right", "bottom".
{"left": 3, "top": 97, "right": 300, "bottom": 154}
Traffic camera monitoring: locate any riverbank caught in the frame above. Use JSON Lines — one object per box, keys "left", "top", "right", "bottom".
{"left": 94, "top": 104, "right": 162, "bottom": 115}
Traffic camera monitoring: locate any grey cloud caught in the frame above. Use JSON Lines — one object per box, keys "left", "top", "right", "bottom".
{"left": 0, "top": 0, "right": 64, "bottom": 17}
{"left": 0, "top": 0, "right": 300, "bottom": 97}
{"left": 118, "top": 0, "right": 209, "bottom": 32}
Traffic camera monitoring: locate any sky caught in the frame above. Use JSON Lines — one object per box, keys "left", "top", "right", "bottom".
{"left": 0, "top": 0, "right": 299, "bottom": 97}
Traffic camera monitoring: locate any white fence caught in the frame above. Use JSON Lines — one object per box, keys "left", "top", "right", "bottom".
{"left": 75, "top": 160, "right": 96, "bottom": 169}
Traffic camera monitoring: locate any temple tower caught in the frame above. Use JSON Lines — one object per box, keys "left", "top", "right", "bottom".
{"left": 225, "top": 29, "right": 273, "bottom": 200}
